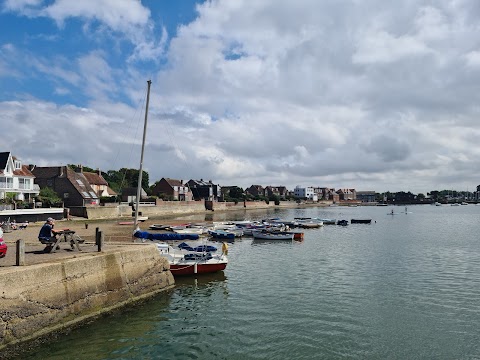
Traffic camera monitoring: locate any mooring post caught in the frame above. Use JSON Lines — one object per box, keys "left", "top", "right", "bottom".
{"left": 97, "top": 230, "right": 104, "bottom": 252}
{"left": 16, "top": 239, "right": 25, "bottom": 266}
{"left": 95, "top": 227, "right": 99, "bottom": 245}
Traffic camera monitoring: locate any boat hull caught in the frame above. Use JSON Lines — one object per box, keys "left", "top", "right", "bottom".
{"left": 351, "top": 219, "right": 372, "bottom": 224}
{"left": 170, "top": 262, "right": 227, "bottom": 276}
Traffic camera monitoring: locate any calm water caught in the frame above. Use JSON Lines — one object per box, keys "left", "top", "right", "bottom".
{"left": 20, "top": 205, "right": 480, "bottom": 359}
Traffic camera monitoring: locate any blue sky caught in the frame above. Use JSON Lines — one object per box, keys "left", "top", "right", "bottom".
{"left": 2, "top": 0, "right": 480, "bottom": 193}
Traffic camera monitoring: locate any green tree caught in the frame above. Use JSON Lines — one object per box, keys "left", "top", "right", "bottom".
{"left": 37, "top": 187, "right": 62, "bottom": 207}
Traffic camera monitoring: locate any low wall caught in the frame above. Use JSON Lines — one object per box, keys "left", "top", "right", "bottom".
{"left": 82, "top": 202, "right": 208, "bottom": 220}
{"left": 72, "top": 200, "right": 300, "bottom": 220}
{"left": 0, "top": 245, "right": 174, "bottom": 354}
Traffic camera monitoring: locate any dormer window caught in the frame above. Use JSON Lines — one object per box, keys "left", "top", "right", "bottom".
{"left": 14, "top": 160, "right": 21, "bottom": 170}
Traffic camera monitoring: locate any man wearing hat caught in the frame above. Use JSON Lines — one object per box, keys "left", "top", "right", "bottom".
{"left": 38, "top": 217, "right": 58, "bottom": 244}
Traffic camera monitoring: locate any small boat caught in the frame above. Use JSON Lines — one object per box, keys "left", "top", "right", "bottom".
{"left": 156, "top": 242, "right": 228, "bottom": 276}
{"left": 351, "top": 219, "right": 372, "bottom": 224}
{"left": 208, "top": 230, "right": 236, "bottom": 240}
{"left": 252, "top": 230, "right": 294, "bottom": 240}
{"left": 297, "top": 221, "right": 323, "bottom": 228}
{"left": 315, "top": 218, "right": 336, "bottom": 225}
{"left": 133, "top": 230, "right": 199, "bottom": 241}
{"left": 337, "top": 220, "right": 348, "bottom": 226}
{"left": 149, "top": 224, "right": 170, "bottom": 230}
{"left": 173, "top": 228, "right": 205, "bottom": 235}
{"left": 118, "top": 221, "right": 135, "bottom": 225}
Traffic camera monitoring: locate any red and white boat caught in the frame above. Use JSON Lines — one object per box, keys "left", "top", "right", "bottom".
{"left": 156, "top": 242, "right": 228, "bottom": 276}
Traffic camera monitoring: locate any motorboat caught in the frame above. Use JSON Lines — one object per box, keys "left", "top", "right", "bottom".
{"left": 296, "top": 220, "right": 323, "bottom": 228}
{"left": 208, "top": 229, "right": 236, "bottom": 240}
{"left": 173, "top": 227, "right": 205, "bottom": 235}
{"left": 156, "top": 242, "right": 228, "bottom": 276}
{"left": 133, "top": 229, "right": 199, "bottom": 241}
{"left": 252, "top": 230, "right": 294, "bottom": 240}
{"left": 350, "top": 219, "right": 372, "bottom": 224}
{"left": 315, "top": 218, "right": 336, "bottom": 225}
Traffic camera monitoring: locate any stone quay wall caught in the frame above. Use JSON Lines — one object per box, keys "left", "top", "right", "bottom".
{"left": 68, "top": 200, "right": 301, "bottom": 220}
{"left": 0, "top": 245, "right": 174, "bottom": 354}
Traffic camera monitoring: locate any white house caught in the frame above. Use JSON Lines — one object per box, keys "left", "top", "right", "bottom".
{"left": 0, "top": 152, "right": 39, "bottom": 203}
{"left": 294, "top": 185, "right": 318, "bottom": 201}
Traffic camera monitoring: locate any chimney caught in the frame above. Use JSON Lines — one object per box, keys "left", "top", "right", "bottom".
{"left": 29, "top": 164, "right": 35, "bottom": 171}
{"left": 75, "top": 164, "right": 83, "bottom": 173}
{"left": 180, "top": 180, "right": 183, "bottom": 185}
{"left": 97, "top": 168, "right": 101, "bottom": 175}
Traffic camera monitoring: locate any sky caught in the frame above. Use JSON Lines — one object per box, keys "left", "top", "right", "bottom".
{"left": 1, "top": 0, "right": 480, "bottom": 194}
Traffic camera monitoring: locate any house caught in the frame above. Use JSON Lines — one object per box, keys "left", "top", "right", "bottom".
{"left": 82, "top": 169, "right": 117, "bottom": 198}
{"left": 265, "top": 186, "right": 288, "bottom": 199}
{"left": 120, "top": 187, "right": 148, "bottom": 203}
{"left": 336, "top": 188, "right": 356, "bottom": 201}
{"left": 245, "top": 185, "right": 265, "bottom": 197}
{"left": 356, "top": 191, "right": 376, "bottom": 203}
{"left": 312, "top": 187, "right": 327, "bottom": 200}
{"left": 187, "top": 179, "right": 221, "bottom": 201}
{"left": 32, "top": 165, "right": 99, "bottom": 207}
{"left": 151, "top": 178, "right": 193, "bottom": 201}
{"left": 0, "top": 152, "right": 39, "bottom": 203}
{"left": 294, "top": 186, "right": 317, "bottom": 201}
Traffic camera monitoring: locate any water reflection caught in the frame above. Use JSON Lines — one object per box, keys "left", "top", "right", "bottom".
{"left": 175, "top": 271, "right": 227, "bottom": 287}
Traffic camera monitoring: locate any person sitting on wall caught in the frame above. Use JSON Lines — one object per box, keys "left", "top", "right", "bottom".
{"left": 38, "top": 217, "right": 58, "bottom": 243}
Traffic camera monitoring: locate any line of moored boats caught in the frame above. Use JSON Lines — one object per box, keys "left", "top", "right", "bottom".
{"left": 147, "top": 216, "right": 372, "bottom": 241}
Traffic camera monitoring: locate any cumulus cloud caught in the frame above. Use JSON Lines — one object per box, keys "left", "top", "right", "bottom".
{"left": 3, "top": 0, "right": 480, "bottom": 193}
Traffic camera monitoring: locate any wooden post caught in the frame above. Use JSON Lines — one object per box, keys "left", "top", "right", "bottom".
{"left": 95, "top": 227, "right": 99, "bottom": 245}
{"left": 97, "top": 230, "right": 104, "bottom": 252}
{"left": 16, "top": 239, "right": 25, "bottom": 266}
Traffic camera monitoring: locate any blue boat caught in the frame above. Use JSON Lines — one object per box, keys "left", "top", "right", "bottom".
{"left": 209, "top": 230, "right": 235, "bottom": 239}
{"left": 133, "top": 230, "right": 199, "bottom": 241}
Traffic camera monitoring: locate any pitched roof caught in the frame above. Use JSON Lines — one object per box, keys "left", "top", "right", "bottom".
{"left": 0, "top": 152, "right": 9, "bottom": 170}
{"left": 164, "top": 178, "right": 184, "bottom": 187}
{"left": 83, "top": 172, "right": 108, "bottom": 185}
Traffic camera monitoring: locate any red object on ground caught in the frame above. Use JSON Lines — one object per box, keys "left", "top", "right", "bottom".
{"left": 0, "top": 238, "right": 7, "bottom": 258}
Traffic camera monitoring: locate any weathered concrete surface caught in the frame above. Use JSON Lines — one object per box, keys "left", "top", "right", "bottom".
{"left": 0, "top": 244, "right": 174, "bottom": 353}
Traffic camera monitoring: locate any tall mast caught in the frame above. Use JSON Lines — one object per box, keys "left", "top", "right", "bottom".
{"left": 134, "top": 80, "right": 152, "bottom": 229}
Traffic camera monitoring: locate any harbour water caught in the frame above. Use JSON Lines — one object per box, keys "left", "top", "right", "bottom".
{"left": 20, "top": 205, "right": 480, "bottom": 359}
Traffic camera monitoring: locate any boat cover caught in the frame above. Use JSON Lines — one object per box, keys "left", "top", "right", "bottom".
{"left": 133, "top": 231, "right": 199, "bottom": 240}
{"left": 178, "top": 242, "right": 217, "bottom": 252}
{"left": 184, "top": 253, "right": 213, "bottom": 260}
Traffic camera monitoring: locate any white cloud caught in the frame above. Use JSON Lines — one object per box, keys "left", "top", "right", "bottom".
{"left": 4, "top": 0, "right": 480, "bottom": 193}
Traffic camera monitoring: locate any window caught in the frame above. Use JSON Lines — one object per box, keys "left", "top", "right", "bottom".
{"left": 14, "top": 160, "right": 21, "bottom": 170}
{"left": 18, "top": 178, "right": 31, "bottom": 190}
{"left": 0, "top": 177, "right": 13, "bottom": 189}
{"left": 64, "top": 193, "right": 69, "bottom": 198}
{"left": 89, "top": 191, "right": 98, "bottom": 199}
{"left": 81, "top": 191, "right": 91, "bottom": 198}
{"left": 76, "top": 179, "right": 85, "bottom": 187}
{"left": 47, "top": 179, "right": 53, "bottom": 187}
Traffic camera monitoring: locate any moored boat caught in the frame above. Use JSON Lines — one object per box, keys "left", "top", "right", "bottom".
{"left": 351, "top": 219, "right": 372, "bottom": 224}
{"left": 252, "top": 230, "right": 294, "bottom": 240}
{"left": 209, "top": 229, "right": 236, "bottom": 240}
{"left": 156, "top": 242, "right": 228, "bottom": 276}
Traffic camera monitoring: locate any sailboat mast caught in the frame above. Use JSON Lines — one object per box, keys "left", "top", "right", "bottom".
{"left": 134, "top": 80, "right": 152, "bottom": 227}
